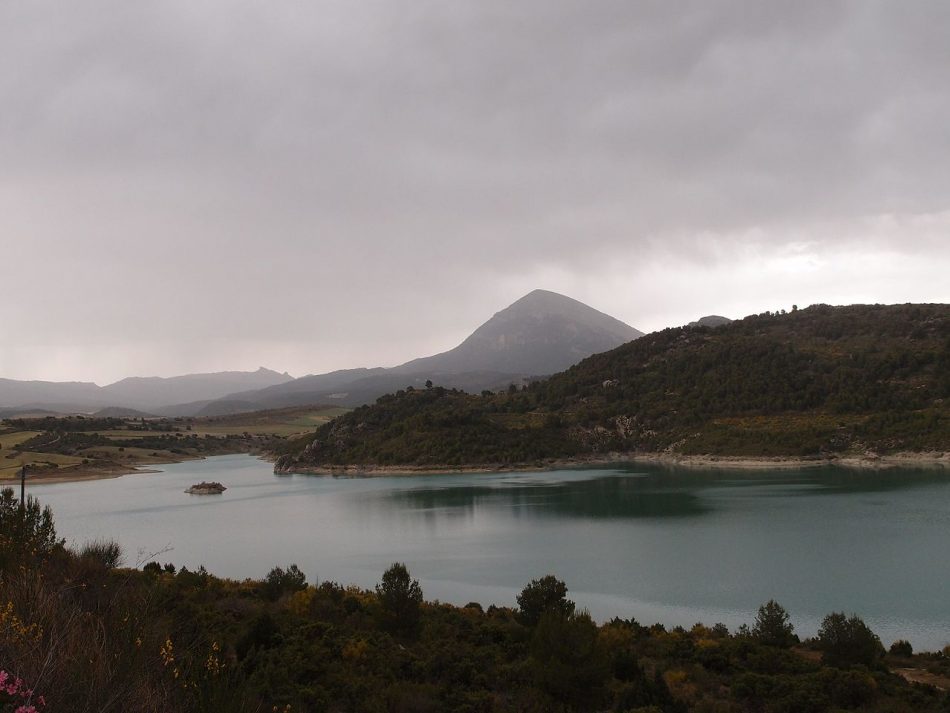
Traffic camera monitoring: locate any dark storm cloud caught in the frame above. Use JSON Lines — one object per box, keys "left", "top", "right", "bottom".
{"left": 1, "top": 1, "right": 948, "bottom": 382}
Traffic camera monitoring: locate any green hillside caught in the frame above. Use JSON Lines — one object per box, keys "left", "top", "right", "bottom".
{"left": 276, "top": 304, "right": 950, "bottom": 469}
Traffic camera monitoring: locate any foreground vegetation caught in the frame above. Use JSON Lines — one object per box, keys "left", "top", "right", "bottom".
{"left": 277, "top": 304, "right": 950, "bottom": 469}
{"left": 2, "top": 487, "right": 949, "bottom": 712}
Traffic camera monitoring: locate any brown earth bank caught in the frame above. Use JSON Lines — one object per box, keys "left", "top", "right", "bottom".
{"left": 273, "top": 450, "right": 950, "bottom": 476}
{"left": 7, "top": 450, "right": 948, "bottom": 485}
{"left": 894, "top": 668, "right": 950, "bottom": 691}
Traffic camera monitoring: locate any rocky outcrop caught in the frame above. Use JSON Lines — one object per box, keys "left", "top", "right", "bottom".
{"left": 185, "top": 481, "right": 227, "bottom": 494}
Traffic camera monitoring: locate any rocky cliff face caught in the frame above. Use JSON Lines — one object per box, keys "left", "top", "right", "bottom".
{"left": 687, "top": 315, "right": 733, "bottom": 328}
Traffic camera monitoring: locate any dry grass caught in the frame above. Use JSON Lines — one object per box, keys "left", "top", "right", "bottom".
{"left": 92, "top": 430, "right": 180, "bottom": 439}
{"left": 77, "top": 446, "right": 181, "bottom": 463}
{"left": 894, "top": 668, "right": 950, "bottom": 691}
{"left": 1, "top": 562, "right": 177, "bottom": 711}
{"left": 0, "top": 430, "right": 43, "bottom": 449}
{"left": 0, "top": 451, "right": 85, "bottom": 478}
{"left": 63, "top": 407, "right": 349, "bottom": 440}
{"left": 194, "top": 406, "right": 348, "bottom": 437}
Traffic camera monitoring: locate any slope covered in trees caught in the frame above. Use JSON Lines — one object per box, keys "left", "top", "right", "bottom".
{"left": 276, "top": 304, "right": 950, "bottom": 469}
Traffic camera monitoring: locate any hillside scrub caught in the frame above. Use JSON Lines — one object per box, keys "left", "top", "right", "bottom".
{"left": 277, "top": 304, "right": 950, "bottom": 469}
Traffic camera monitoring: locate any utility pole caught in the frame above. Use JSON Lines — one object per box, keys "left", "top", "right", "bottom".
{"left": 18, "top": 464, "right": 26, "bottom": 542}
{"left": 19, "top": 464, "right": 26, "bottom": 521}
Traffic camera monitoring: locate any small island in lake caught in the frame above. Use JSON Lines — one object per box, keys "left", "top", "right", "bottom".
{"left": 185, "top": 481, "right": 227, "bottom": 495}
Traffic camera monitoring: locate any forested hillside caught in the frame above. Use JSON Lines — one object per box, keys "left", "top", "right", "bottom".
{"left": 276, "top": 304, "right": 950, "bottom": 469}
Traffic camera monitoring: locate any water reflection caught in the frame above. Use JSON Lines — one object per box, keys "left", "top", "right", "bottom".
{"left": 380, "top": 464, "right": 948, "bottom": 521}
{"left": 610, "top": 462, "right": 949, "bottom": 497}
{"left": 385, "top": 474, "right": 709, "bottom": 520}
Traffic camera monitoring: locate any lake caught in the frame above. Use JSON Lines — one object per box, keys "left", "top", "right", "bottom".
{"left": 29, "top": 454, "right": 950, "bottom": 651}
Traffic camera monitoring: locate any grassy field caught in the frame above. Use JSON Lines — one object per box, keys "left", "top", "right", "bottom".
{"left": 74, "top": 445, "right": 184, "bottom": 462}
{"left": 0, "top": 430, "right": 43, "bottom": 449}
{"left": 92, "top": 430, "right": 181, "bottom": 438}
{"left": 195, "top": 406, "right": 349, "bottom": 437}
{"left": 67, "top": 407, "right": 349, "bottom": 439}
{"left": 0, "top": 450, "right": 86, "bottom": 476}
{"left": 0, "top": 405, "right": 349, "bottom": 481}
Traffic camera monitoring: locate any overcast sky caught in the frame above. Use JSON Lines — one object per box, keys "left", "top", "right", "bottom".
{"left": 2, "top": 1, "right": 948, "bottom": 384}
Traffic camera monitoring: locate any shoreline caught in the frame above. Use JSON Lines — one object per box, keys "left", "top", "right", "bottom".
{"left": 0, "top": 465, "right": 158, "bottom": 486}
{"left": 3, "top": 445, "right": 274, "bottom": 487}
{"left": 277, "top": 450, "right": 950, "bottom": 476}
{"left": 6, "top": 450, "right": 948, "bottom": 485}
{"left": 0, "top": 453, "right": 205, "bottom": 486}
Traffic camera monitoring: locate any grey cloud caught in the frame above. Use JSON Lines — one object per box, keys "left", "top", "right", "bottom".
{"left": 1, "top": 1, "right": 948, "bottom": 381}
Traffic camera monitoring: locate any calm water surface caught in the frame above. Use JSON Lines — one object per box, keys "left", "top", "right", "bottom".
{"left": 32, "top": 455, "right": 950, "bottom": 650}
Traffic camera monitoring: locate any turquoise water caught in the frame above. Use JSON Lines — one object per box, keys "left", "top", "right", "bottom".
{"left": 30, "top": 454, "right": 950, "bottom": 651}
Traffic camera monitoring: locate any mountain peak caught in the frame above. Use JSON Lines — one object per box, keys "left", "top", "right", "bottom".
{"left": 500, "top": 289, "right": 628, "bottom": 321}
{"left": 506, "top": 289, "right": 593, "bottom": 312}
{"left": 516, "top": 288, "right": 568, "bottom": 302}
{"left": 256, "top": 366, "right": 292, "bottom": 377}
{"left": 394, "top": 290, "right": 643, "bottom": 376}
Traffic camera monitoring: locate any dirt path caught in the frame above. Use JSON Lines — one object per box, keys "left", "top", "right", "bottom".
{"left": 893, "top": 668, "right": 950, "bottom": 691}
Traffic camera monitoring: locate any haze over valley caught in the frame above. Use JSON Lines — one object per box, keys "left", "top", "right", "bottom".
{"left": 0, "top": 289, "right": 645, "bottom": 416}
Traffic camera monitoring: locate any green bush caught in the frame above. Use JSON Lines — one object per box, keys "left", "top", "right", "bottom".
{"left": 78, "top": 538, "right": 123, "bottom": 569}
{"left": 516, "top": 574, "right": 575, "bottom": 627}
{"left": 817, "top": 612, "right": 884, "bottom": 668}
{"left": 262, "top": 564, "right": 307, "bottom": 601}
{"left": 751, "top": 599, "right": 796, "bottom": 648}
{"left": 376, "top": 562, "right": 423, "bottom": 635}
{"left": 889, "top": 639, "right": 914, "bottom": 657}
{"left": 0, "top": 487, "right": 62, "bottom": 571}
{"left": 529, "top": 610, "right": 610, "bottom": 711}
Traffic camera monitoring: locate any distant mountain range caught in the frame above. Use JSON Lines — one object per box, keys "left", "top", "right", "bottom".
{"left": 0, "top": 368, "right": 293, "bottom": 417}
{"left": 0, "top": 290, "right": 644, "bottom": 416}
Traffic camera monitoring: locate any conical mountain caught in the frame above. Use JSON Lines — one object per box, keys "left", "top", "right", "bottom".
{"left": 393, "top": 289, "right": 643, "bottom": 376}
{"left": 198, "top": 290, "right": 642, "bottom": 413}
